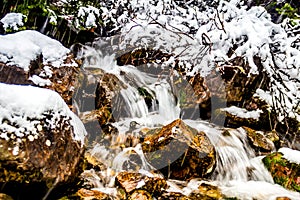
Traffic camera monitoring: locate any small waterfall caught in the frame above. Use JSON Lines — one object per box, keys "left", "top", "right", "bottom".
{"left": 75, "top": 42, "right": 300, "bottom": 200}
{"left": 211, "top": 127, "right": 272, "bottom": 182}
{"left": 155, "top": 81, "right": 180, "bottom": 121}
{"left": 118, "top": 86, "right": 149, "bottom": 118}
{"left": 185, "top": 121, "right": 274, "bottom": 183}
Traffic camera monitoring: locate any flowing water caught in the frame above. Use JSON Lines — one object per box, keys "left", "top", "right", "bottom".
{"left": 73, "top": 41, "right": 300, "bottom": 200}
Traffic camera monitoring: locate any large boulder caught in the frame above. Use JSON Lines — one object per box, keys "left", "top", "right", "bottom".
{"left": 263, "top": 148, "right": 300, "bottom": 192}
{"left": 0, "top": 30, "right": 80, "bottom": 107}
{"left": 142, "top": 119, "right": 216, "bottom": 180}
{"left": 0, "top": 83, "right": 87, "bottom": 199}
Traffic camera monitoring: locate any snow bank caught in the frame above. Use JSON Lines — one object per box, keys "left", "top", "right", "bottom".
{"left": 0, "top": 83, "right": 86, "bottom": 145}
{"left": 221, "top": 106, "right": 263, "bottom": 120}
{"left": 220, "top": 180, "right": 300, "bottom": 200}
{"left": 279, "top": 147, "right": 300, "bottom": 165}
{"left": 0, "top": 30, "right": 69, "bottom": 70}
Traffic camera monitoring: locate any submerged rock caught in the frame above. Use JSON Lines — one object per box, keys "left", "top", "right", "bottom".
{"left": 263, "top": 148, "right": 300, "bottom": 192}
{"left": 142, "top": 119, "right": 216, "bottom": 180}
{"left": 0, "top": 83, "right": 86, "bottom": 199}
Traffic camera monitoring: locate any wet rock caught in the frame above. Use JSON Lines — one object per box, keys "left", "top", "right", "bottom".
{"left": 116, "top": 48, "right": 172, "bottom": 67}
{"left": 276, "top": 197, "right": 291, "bottom": 200}
{"left": 115, "top": 172, "right": 167, "bottom": 198}
{"left": 128, "top": 189, "right": 153, "bottom": 200}
{"left": 74, "top": 68, "right": 127, "bottom": 145}
{"left": 242, "top": 126, "right": 276, "bottom": 153}
{"left": 158, "top": 192, "right": 190, "bottom": 199}
{"left": 0, "top": 193, "right": 13, "bottom": 200}
{"left": 75, "top": 188, "right": 113, "bottom": 200}
{"left": 84, "top": 151, "right": 107, "bottom": 172}
{"left": 94, "top": 70, "right": 125, "bottom": 123}
{"left": 205, "top": 56, "right": 271, "bottom": 125}
{"left": 142, "top": 119, "right": 216, "bottom": 180}
{"left": 189, "top": 183, "right": 222, "bottom": 200}
{"left": 262, "top": 150, "right": 300, "bottom": 192}
{"left": 0, "top": 83, "right": 86, "bottom": 199}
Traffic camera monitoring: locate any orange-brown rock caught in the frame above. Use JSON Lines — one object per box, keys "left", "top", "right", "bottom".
{"left": 142, "top": 119, "right": 216, "bottom": 180}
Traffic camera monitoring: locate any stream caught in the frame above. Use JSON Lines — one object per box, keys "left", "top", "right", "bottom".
{"left": 72, "top": 38, "right": 300, "bottom": 200}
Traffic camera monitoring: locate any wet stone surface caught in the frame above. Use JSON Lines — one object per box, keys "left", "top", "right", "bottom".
{"left": 142, "top": 119, "right": 216, "bottom": 180}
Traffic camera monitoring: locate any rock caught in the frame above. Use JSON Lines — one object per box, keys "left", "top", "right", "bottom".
{"left": 276, "top": 197, "right": 291, "bottom": 200}
{"left": 73, "top": 67, "right": 126, "bottom": 145}
{"left": 189, "top": 183, "right": 222, "bottom": 200}
{"left": 128, "top": 189, "right": 153, "bottom": 200}
{"left": 158, "top": 192, "right": 190, "bottom": 199}
{"left": 0, "top": 30, "right": 80, "bottom": 107}
{"left": 0, "top": 63, "right": 32, "bottom": 85}
{"left": 115, "top": 172, "right": 167, "bottom": 198}
{"left": 0, "top": 83, "right": 86, "bottom": 199}
{"left": 116, "top": 48, "right": 172, "bottom": 67}
{"left": 0, "top": 193, "right": 14, "bottom": 200}
{"left": 242, "top": 126, "right": 276, "bottom": 153}
{"left": 75, "top": 188, "right": 112, "bottom": 200}
{"left": 0, "top": 21, "right": 5, "bottom": 34}
{"left": 94, "top": 70, "right": 125, "bottom": 123}
{"left": 262, "top": 150, "right": 300, "bottom": 192}
{"left": 142, "top": 119, "right": 216, "bottom": 180}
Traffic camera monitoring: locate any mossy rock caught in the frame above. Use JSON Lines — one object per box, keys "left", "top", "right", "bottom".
{"left": 263, "top": 151, "right": 300, "bottom": 192}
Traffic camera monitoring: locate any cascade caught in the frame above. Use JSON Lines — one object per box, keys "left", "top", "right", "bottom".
{"left": 75, "top": 42, "right": 300, "bottom": 200}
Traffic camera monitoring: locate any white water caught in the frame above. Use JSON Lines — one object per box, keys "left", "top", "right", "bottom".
{"left": 77, "top": 43, "right": 300, "bottom": 200}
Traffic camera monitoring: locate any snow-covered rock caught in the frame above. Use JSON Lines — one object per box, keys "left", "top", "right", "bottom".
{"left": 263, "top": 148, "right": 300, "bottom": 193}
{"left": 0, "top": 30, "right": 70, "bottom": 70}
{"left": 0, "top": 83, "right": 87, "bottom": 198}
{"left": 0, "top": 30, "right": 79, "bottom": 106}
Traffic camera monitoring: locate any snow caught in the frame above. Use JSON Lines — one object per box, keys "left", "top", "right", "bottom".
{"left": 0, "top": 13, "right": 25, "bottom": 31}
{"left": 220, "top": 180, "right": 300, "bottom": 200}
{"left": 76, "top": 5, "right": 101, "bottom": 29}
{"left": 0, "top": 83, "right": 87, "bottom": 146}
{"left": 102, "top": 0, "right": 300, "bottom": 122}
{"left": 279, "top": 147, "right": 300, "bottom": 165}
{"left": 29, "top": 75, "right": 51, "bottom": 86}
{"left": 136, "top": 180, "right": 145, "bottom": 188}
{"left": 0, "top": 30, "right": 69, "bottom": 70}
{"left": 221, "top": 106, "right": 263, "bottom": 120}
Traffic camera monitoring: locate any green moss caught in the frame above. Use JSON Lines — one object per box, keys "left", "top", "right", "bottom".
{"left": 222, "top": 130, "right": 231, "bottom": 137}
{"left": 276, "top": 3, "right": 299, "bottom": 20}
{"left": 138, "top": 87, "right": 154, "bottom": 109}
